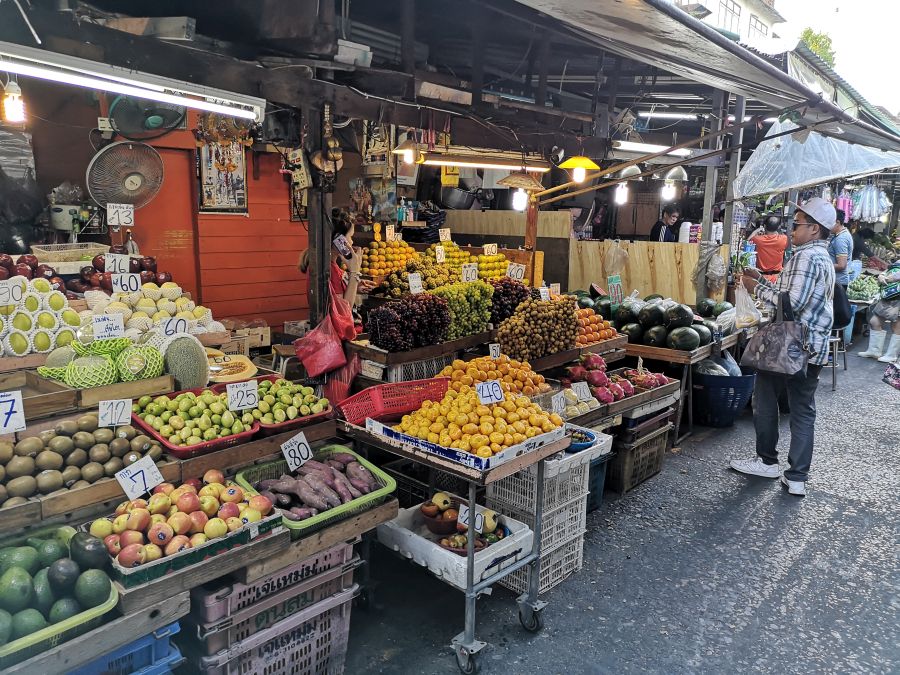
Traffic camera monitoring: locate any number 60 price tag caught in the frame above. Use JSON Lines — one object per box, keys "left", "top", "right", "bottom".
{"left": 226, "top": 380, "right": 259, "bottom": 411}
{"left": 115, "top": 455, "right": 164, "bottom": 501}
{"left": 281, "top": 431, "right": 314, "bottom": 471}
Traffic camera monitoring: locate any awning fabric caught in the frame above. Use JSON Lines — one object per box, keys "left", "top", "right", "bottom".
{"left": 733, "top": 121, "right": 900, "bottom": 199}
{"left": 510, "top": 0, "right": 900, "bottom": 152}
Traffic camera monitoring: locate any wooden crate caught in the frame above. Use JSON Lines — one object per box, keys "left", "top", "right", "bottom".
{"left": 74, "top": 375, "right": 175, "bottom": 408}
{"left": 0, "top": 353, "right": 47, "bottom": 374}
{"left": 0, "top": 371, "right": 77, "bottom": 421}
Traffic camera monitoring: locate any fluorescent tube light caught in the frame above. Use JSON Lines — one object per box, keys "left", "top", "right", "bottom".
{"left": 612, "top": 140, "right": 693, "bottom": 158}
{"left": 420, "top": 154, "right": 550, "bottom": 173}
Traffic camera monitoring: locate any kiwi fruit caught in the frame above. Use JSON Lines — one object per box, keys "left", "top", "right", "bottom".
{"left": 2, "top": 496, "right": 29, "bottom": 507}
{"left": 54, "top": 420, "right": 79, "bottom": 437}
{"left": 115, "top": 425, "right": 137, "bottom": 441}
{"left": 88, "top": 444, "right": 111, "bottom": 464}
{"left": 130, "top": 435, "right": 152, "bottom": 454}
{"left": 35, "top": 450, "right": 64, "bottom": 471}
{"left": 65, "top": 448, "right": 88, "bottom": 468}
{"left": 76, "top": 414, "right": 99, "bottom": 432}
{"left": 61, "top": 466, "right": 82, "bottom": 486}
{"left": 14, "top": 437, "right": 43, "bottom": 458}
{"left": 93, "top": 428, "right": 114, "bottom": 445}
{"left": 0, "top": 485, "right": 6, "bottom": 504}
{"left": 6, "top": 456, "right": 35, "bottom": 479}
{"left": 109, "top": 438, "right": 131, "bottom": 458}
{"left": 47, "top": 436, "right": 75, "bottom": 457}
{"left": 0, "top": 441, "right": 12, "bottom": 464}
{"left": 81, "top": 462, "right": 104, "bottom": 483}
{"left": 36, "top": 470, "right": 64, "bottom": 494}
{"left": 72, "top": 432, "right": 96, "bottom": 450}
{"left": 38, "top": 430, "right": 57, "bottom": 445}
{"left": 6, "top": 475, "right": 37, "bottom": 498}
{"left": 123, "top": 452, "right": 142, "bottom": 467}
{"left": 146, "top": 445, "right": 163, "bottom": 462}
{"left": 0, "top": 466, "right": 5, "bottom": 483}
{"left": 103, "top": 457, "right": 124, "bottom": 477}
{"left": 70, "top": 480, "right": 91, "bottom": 490}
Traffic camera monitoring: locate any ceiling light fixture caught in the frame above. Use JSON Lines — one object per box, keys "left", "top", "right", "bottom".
{"left": 614, "top": 182, "right": 629, "bottom": 205}
{"left": 558, "top": 155, "right": 600, "bottom": 183}
{"left": 392, "top": 138, "right": 419, "bottom": 165}
{"left": 2, "top": 79, "right": 25, "bottom": 123}
{"left": 612, "top": 140, "right": 694, "bottom": 157}
{"left": 664, "top": 165, "right": 689, "bottom": 182}
{"left": 419, "top": 153, "right": 550, "bottom": 173}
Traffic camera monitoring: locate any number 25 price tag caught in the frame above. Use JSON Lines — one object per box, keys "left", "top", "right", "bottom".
{"left": 0, "top": 391, "right": 26, "bottom": 434}
{"left": 98, "top": 399, "right": 131, "bottom": 428}
{"left": 458, "top": 504, "right": 484, "bottom": 533}
{"left": 226, "top": 380, "right": 259, "bottom": 411}
{"left": 115, "top": 455, "right": 163, "bottom": 501}
{"left": 476, "top": 380, "right": 504, "bottom": 405}
{"left": 281, "top": 430, "right": 314, "bottom": 472}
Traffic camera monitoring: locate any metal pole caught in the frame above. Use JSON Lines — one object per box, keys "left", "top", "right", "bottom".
{"left": 701, "top": 90, "right": 726, "bottom": 240}
{"left": 722, "top": 95, "right": 746, "bottom": 246}
{"left": 306, "top": 105, "right": 331, "bottom": 326}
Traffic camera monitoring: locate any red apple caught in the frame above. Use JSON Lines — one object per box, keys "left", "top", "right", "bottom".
{"left": 156, "top": 271, "right": 172, "bottom": 284}
{"left": 79, "top": 265, "right": 96, "bottom": 282}
{"left": 49, "top": 276, "right": 65, "bottom": 291}
{"left": 0, "top": 268, "right": 9, "bottom": 281}
{"left": 248, "top": 495, "right": 274, "bottom": 516}
{"left": 0, "top": 254, "right": 13, "bottom": 271}
{"left": 104, "top": 533, "right": 121, "bottom": 555}
{"left": 129, "top": 257, "right": 142, "bottom": 273}
{"left": 164, "top": 535, "right": 191, "bottom": 556}
{"left": 91, "top": 254, "right": 105, "bottom": 272}
{"left": 188, "top": 510, "right": 209, "bottom": 534}
{"left": 129, "top": 499, "right": 148, "bottom": 511}
{"left": 66, "top": 279, "right": 86, "bottom": 293}
{"left": 89, "top": 272, "right": 102, "bottom": 288}
{"left": 204, "top": 518, "right": 228, "bottom": 540}
{"left": 198, "top": 496, "right": 219, "bottom": 517}
{"left": 241, "top": 508, "right": 262, "bottom": 524}
{"left": 220, "top": 486, "right": 244, "bottom": 504}
{"left": 140, "top": 256, "right": 157, "bottom": 272}
{"left": 117, "top": 543, "right": 146, "bottom": 567}
{"left": 183, "top": 478, "right": 202, "bottom": 492}
{"left": 176, "top": 492, "right": 201, "bottom": 514}
{"left": 202, "top": 469, "right": 225, "bottom": 485}
{"left": 189, "top": 533, "right": 208, "bottom": 547}
{"left": 14, "top": 264, "right": 32, "bottom": 279}
{"left": 150, "top": 514, "right": 167, "bottom": 526}
{"left": 153, "top": 482, "right": 175, "bottom": 495}
{"left": 110, "top": 244, "right": 127, "bottom": 254}
{"left": 112, "top": 513, "right": 130, "bottom": 534}
{"left": 199, "top": 484, "right": 222, "bottom": 499}
{"left": 147, "top": 493, "right": 171, "bottom": 515}
{"left": 114, "top": 500, "right": 130, "bottom": 516}
{"left": 35, "top": 264, "right": 56, "bottom": 280}
{"left": 140, "top": 270, "right": 156, "bottom": 284}
{"left": 167, "top": 511, "right": 192, "bottom": 535}
{"left": 142, "top": 543, "right": 163, "bottom": 562}
{"left": 147, "top": 522, "right": 174, "bottom": 546}
{"left": 217, "top": 502, "right": 240, "bottom": 520}
{"left": 119, "top": 530, "right": 145, "bottom": 548}
{"left": 126, "top": 508, "right": 151, "bottom": 532}
{"left": 15, "top": 254, "right": 38, "bottom": 269}
{"left": 226, "top": 517, "right": 244, "bottom": 532}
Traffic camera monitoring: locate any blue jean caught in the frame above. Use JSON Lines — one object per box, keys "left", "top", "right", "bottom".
{"left": 843, "top": 304, "right": 857, "bottom": 345}
{"left": 752, "top": 364, "right": 823, "bottom": 482}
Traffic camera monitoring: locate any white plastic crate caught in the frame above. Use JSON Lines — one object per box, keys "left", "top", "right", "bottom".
{"left": 488, "top": 493, "right": 587, "bottom": 554}
{"left": 386, "top": 354, "right": 455, "bottom": 383}
{"left": 622, "top": 390, "right": 681, "bottom": 419}
{"left": 485, "top": 430, "right": 611, "bottom": 514}
{"left": 376, "top": 500, "right": 533, "bottom": 591}
{"left": 499, "top": 532, "right": 585, "bottom": 595}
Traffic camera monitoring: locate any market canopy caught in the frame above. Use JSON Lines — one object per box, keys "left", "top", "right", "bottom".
{"left": 510, "top": 0, "right": 900, "bottom": 152}
{"left": 732, "top": 121, "right": 900, "bottom": 199}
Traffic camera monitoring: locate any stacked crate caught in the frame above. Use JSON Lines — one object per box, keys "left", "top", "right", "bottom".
{"left": 486, "top": 429, "right": 612, "bottom": 594}
{"left": 177, "top": 541, "right": 358, "bottom": 674}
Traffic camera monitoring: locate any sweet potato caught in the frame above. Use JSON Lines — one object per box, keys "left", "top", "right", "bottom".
{"left": 285, "top": 506, "right": 319, "bottom": 521}
{"left": 256, "top": 479, "right": 281, "bottom": 492}
{"left": 332, "top": 469, "right": 362, "bottom": 500}
{"left": 326, "top": 459, "right": 345, "bottom": 471}
{"left": 346, "top": 462, "right": 377, "bottom": 491}
{"left": 272, "top": 478, "right": 329, "bottom": 511}
{"left": 348, "top": 478, "right": 371, "bottom": 495}
{"left": 303, "top": 473, "right": 342, "bottom": 508}
{"left": 298, "top": 465, "right": 336, "bottom": 490}
{"left": 330, "top": 452, "right": 357, "bottom": 466}
{"left": 303, "top": 459, "right": 333, "bottom": 473}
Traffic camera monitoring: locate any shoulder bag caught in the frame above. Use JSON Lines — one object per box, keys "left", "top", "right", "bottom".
{"left": 740, "top": 292, "right": 810, "bottom": 376}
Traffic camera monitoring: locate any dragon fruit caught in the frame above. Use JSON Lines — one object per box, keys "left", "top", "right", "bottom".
{"left": 608, "top": 382, "right": 625, "bottom": 400}
{"left": 591, "top": 386, "right": 614, "bottom": 404}
{"left": 580, "top": 353, "right": 607, "bottom": 371}
{"left": 566, "top": 365, "right": 588, "bottom": 382}
{"left": 611, "top": 375, "right": 634, "bottom": 396}
{"left": 585, "top": 369, "right": 609, "bottom": 388}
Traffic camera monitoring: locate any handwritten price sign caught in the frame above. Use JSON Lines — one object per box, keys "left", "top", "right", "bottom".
{"left": 434, "top": 245, "right": 446, "bottom": 264}
{"left": 572, "top": 381, "right": 592, "bottom": 402}
{"left": 551, "top": 391, "right": 566, "bottom": 414}
{"left": 506, "top": 263, "right": 526, "bottom": 281}
{"left": 476, "top": 380, "right": 505, "bottom": 405}
{"left": 461, "top": 263, "right": 478, "bottom": 283}
{"left": 0, "top": 280, "right": 24, "bottom": 306}
{"left": 0, "top": 391, "right": 26, "bottom": 434}
{"left": 107, "top": 203, "right": 134, "bottom": 228}
{"left": 488, "top": 343, "right": 501, "bottom": 359}
{"left": 115, "top": 456, "right": 164, "bottom": 500}
{"left": 483, "top": 243, "right": 498, "bottom": 256}
{"left": 226, "top": 380, "right": 259, "bottom": 411}
{"left": 105, "top": 253, "right": 130, "bottom": 274}
{"left": 111, "top": 274, "right": 141, "bottom": 294}
{"left": 92, "top": 314, "right": 125, "bottom": 340}
{"left": 98, "top": 399, "right": 131, "bottom": 428}
{"left": 161, "top": 318, "right": 189, "bottom": 337}
{"left": 458, "top": 504, "right": 485, "bottom": 534}
{"left": 607, "top": 274, "right": 624, "bottom": 311}
{"left": 438, "top": 228, "right": 451, "bottom": 242}
{"left": 408, "top": 272, "right": 423, "bottom": 294}
{"left": 281, "top": 431, "right": 314, "bottom": 471}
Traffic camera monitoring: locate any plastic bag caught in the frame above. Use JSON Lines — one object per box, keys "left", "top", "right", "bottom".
{"left": 604, "top": 240, "right": 628, "bottom": 275}
{"left": 624, "top": 289, "right": 645, "bottom": 313}
{"left": 716, "top": 307, "right": 736, "bottom": 335}
{"left": 710, "top": 350, "right": 742, "bottom": 376}
{"left": 293, "top": 312, "right": 347, "bottom": 377}
{"left": 735, "top": 284, "right": 761, "bottom": 328}
{"left": 693, "top": 359, "right": 730, "bottom": 376}
{"left": 330, "top": 291, "right": 357, "bottom": 341}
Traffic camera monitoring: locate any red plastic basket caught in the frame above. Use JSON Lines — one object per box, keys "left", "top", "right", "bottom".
{"left": 336, "top": 377, "right": 449, "bottom": 426}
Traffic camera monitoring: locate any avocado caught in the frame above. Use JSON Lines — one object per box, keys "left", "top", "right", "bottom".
{"left": 36, "top": 470, "right": 64, "bottom": 495}
{"left": 76, "top": 414, "right": 99, "bottom": 433}
{"left": 88, "top": 444, "right": 111, "bottom": 464}
{"left": 92, "top": 428, "right": 114, "bottom": 445}
{"left": 74, "top": 570, "right": 111, "bottom": 609}
{"left": 47, "top": 558, "right": 80, "bottom": 597}
{"left": 35, "top": 539, "right": 67, "bottom": 568}
{"left": 108, "top": 438, "right": 130, "bottom": 458}
{"left": 0, "top": 608, "right": 11, "bottom": 645}
{"left": 54, "top": 420, "right": 79, "bottom": 437}
{"left": 32, "top": 568, "right": 55, "bottom": 617}
{"left": 69, "top": 533, "right": 108, "bottom": 571}
{"left": 0, "top": 441, "right": 13, "bottom": 464}
{"left": 72, "top": 432, "right": 95, "bottom": 450}
{"left": 6, "top": 456, "right": 35, "bottom": 480}
{"left": 49, "top": 597, "right": 81, "bottom": 624}
{"left": 35, "top": 450, "right": 64, "bottom": 471}
{"left": 10, "top": 608, "right": 47, "bottom": 639}
{"left": 1, "top": 547, "right": 40, "bottom": 576}
{"left": 0, "top": 567, "right": 33, "bottom": 613}
{"left": 81, "top": 463, "right": 104, "bottom": 483}
{"left": 13, "top": 437, "right": 43, "bottom": 458}
{"left": 65, "top": 448, "right": 88, "bottom": 468}
{"left": 47, "top": 436, "right": 75, "bottom": 457}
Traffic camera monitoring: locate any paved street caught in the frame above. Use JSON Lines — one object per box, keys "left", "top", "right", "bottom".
{"left": 346, "top": 346, "right": 900, "bottom": 674}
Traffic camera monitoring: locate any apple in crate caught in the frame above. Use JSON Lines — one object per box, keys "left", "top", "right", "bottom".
{"left": 183, "top": 477, "right": 202, "bottom": 492}
{"left": 199, "top": 496, "right": 219, "bottom": 517}
{"left": 148, "top": 522, "right": 174, "bottom": 547}
{"left": 153, "top": 483, "right": 175, "bottom": 495}
{"left": 218, "top": 502, "right": 240, "bottom": 520}
{"left": 248, "top": 495, "right": 273, "bottom": 516}
{"left": 129, "top": 499, "right": 148, "bottom": 511}
{"left": 225, "top": 517, "right": 244, "bottom": 533}
{"left": 89, "top": 519, "right": 113, "bottom": 538}
{"left": 119, "top": 530, "right": 145, "bottom": 548}
{"left": 241, "top": 508, "right": 262, "bottom": 524}
{"left": 176, "top": 492, "right": 201, "bottom": 514}
{"left": 167, "top": 512, "right": 192, "bottom": 536}
{"left": 112, "top": 514, "right": 129, "bottom": 534}
{"left": 150, "top": 514, "right": 167, "bottom": 526}
{"left": 126, "top": 508, "right": 151, "bottom": 532}
{"left": 143, "top": 544, "right": 164, "bottom": 562}
{"left": 203, "top": 469, "right": 225, "bottom": 485}
{"left": 114, "top": 501, "right": 130, "bottom": 516}
{"left": 220, "top": 486, "right": 244, "bottom": 504}
{"left": 164, "top": 535, "right": 191, "bottom": 556}
{"left": 189, "top": 511, "right": 209, "bottom": 534}
{"left": 204, "top": 518, "right": 228, "bottom": 540}
{"left": 147, "top": 493, "right": 171, "bottom": 515}
{"left": 199, "top": 484, "right": 222, "bottom": 499}
{"left": 118, "top": 544, "right": 146, "bottom": 568}
{"left": 189, "top": 533, "right": 208, "bottom": 547}
{"left": 104, "top": 534, "right": 121, "bottom": 556}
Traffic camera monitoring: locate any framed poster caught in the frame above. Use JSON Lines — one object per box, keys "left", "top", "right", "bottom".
{"left": 290, "top": 183, "right": 307, "bottom": 221}
{"left": 198, "top": 141, "right": 248, "bottom": 212}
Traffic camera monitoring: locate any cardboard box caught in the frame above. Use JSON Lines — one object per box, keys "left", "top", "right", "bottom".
{"left": 234, "top": 326, "right": 271, "bottom": 348}
{"left": 218, "top": 336, "right": 250, "bottom": 356}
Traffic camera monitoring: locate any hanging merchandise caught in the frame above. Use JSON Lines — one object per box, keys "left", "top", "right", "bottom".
{"left": 851, "top": 183, "right": 892, "bottom": 223}
{"left": 836, "top": 188, "right": 852, "bottom": 222}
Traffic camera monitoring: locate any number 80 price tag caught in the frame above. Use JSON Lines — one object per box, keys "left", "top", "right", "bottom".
{"left": 281, "top": 431, "right": 314, "bottom": 471}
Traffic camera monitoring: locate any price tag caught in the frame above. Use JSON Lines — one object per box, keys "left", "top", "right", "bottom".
{"left": 572, "top": 381, "right": 592, "bottom": 402}
{"left": 115, "top": 455, "right": 163, "bottom": 500}
{"left": 438, "top": 228, "right": 451, "bottom": 242}
{"left": 393, "top": 231, "right": 403, "bottom": 242}
{"left": 107, "top": 203, "right": 135, "bottom": 228}
{"left": 161, "top": 317, "right": 189, "bottom": 337}
{"left": 435, "top": 245, "right": 446, "bottom": 264}
{"left": 408, "top": 272, "right": 423, "bottom": 294}
{"left": 111, "top": 273, "right": 141, "bottom": 294}
{"left": 607, "top": 274, "right": 624, "bottom": 311}
{"left": 226, "top": 380, "right": 259, "bottom": 411}
{"left": 551, "top": 391, "right": 566, "bottom": 414}
{"left": 506, "top": 263, "right": 526, "bottom": 281}
{"left": 458, "top": 504, "right": 485, "bottom": 534}
{"left": 461, "top": 263, "right": 478, "bottom": 283}
{"left": 0, "top": 279, "right": 24, "bottom": 306}
{"left": 550, "top": 283, "right": 560, "bottom": 295}
{"left": 92, "top": 314, "right": 125, "bottom": 340}
{"left": 538, "top": 287, "right": 550, "bottom": 301}
{"left": 385, "top": 224, "right": 395, "bottom": 241}
{"left": 105, "top": 253, "right": 130, "bottom": 274}
{"left": 280, "top": 430, "right": 314, "bottom": 472}
{"left": 488, "top": 343, "right": 501, "bottom": 359}
{"left": 98, "top": 399, "right": 131, "bottom": 428}
{"left": 0, "top": 391, "right": 26, "bottom": 434}
{"left": 483, "top": 243, "right": 498, "bottom": 256}
{"left": 476, "top": 380, "right": 505, "bottom": 405}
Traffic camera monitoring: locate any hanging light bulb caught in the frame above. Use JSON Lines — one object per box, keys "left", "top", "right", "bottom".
{"left": 615, "top": 182, "right": 629, "bottom": 205}
{"left": 511, "top": 188, "right": 529, "bottom": 212}
{"left": 392, "top": 138, "right": 418, "bottom": 165}
{"left": 559, "top": 155, "right": 599, "bottom": 183}
{"left": 660, "top": 180, "right": 677, "bottom": 202}
{"left": 2, "top": 80, "right": 25, "bottom": 124}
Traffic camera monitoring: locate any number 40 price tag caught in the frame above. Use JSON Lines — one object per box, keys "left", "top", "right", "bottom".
{"left": 226, "top": 380, "right": 259, "bottom": 411}
{"left": 98, "top": 399, "right": 131, "bottom": 428}
{"left": 476, "top": 380, "right": 505, "bottom": 405}
{"left": 115, "top": 455, "right": 163, "bottom": 501}
{"left": 281, "top": 430, "right": 314, "bottom": 472}
{"left": 0, "top": 391, "right": 26, "bottom": 434}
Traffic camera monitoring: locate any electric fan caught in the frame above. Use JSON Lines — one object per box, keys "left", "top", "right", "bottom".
{"left": 85, "top": 141, "right": 164, "bottom": 209}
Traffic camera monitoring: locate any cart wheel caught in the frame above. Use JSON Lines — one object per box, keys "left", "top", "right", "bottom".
{"left": 455, "top": 648, "right": 478, "bottom": 674}
{"left": 519, "top": 607, "right": 543, "bottom": 633}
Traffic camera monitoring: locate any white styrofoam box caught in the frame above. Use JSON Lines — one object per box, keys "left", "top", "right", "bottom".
{"left": 376, "top": 500, "right": 533, "bottom": 591}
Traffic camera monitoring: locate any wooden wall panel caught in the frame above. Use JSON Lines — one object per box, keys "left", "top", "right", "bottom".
{"left": 445, "top": 210, "right": 571, "bottom": 239}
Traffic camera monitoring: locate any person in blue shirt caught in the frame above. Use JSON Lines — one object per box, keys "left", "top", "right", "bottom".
{"left": 828, "top": 209, "right": 853, "bottom": 288}
{"left": 649, "top": 204, "right": 679, "bottom": 242}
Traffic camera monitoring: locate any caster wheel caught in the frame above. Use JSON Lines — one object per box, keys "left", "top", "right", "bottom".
{"left": 519, "top": 608, "right": 543, "bottom": 633}
{"left": 456, "top": 649, "right": 478, "bottom": 674}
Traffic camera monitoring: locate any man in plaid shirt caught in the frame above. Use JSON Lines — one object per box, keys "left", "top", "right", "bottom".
{"left": 730, "top": 197, "right": 836, "bottom": 497}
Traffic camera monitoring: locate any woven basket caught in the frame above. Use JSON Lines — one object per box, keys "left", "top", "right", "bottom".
{"left": 31, "top": 242, "right": 108, "bottom": 263}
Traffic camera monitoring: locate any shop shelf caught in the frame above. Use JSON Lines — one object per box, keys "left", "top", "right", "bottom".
{"left": 69, "top": 622, "right": 181, "bottom": 675}
{"left": 499, "top": 532, "right": 585, "bottom": 596}
{"left": 606, "top": 423, "right": 672, "bottom": 493}
{"left": 381, "top": 458, "right": 474, "bottom": 509}
{"left": 618, "top": 406, "right": 676, "bottom": 444}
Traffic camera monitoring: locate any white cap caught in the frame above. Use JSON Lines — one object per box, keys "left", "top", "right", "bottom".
{"left": 791, "top": 197, "right": 838, "bottom": 232}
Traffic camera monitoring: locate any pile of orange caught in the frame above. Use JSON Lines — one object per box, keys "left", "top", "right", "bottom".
{"left": 576, "top": 308, "right": 618, "bottom": 345}
{"left": 438, "top": 355, "right": 552, "bottom": 397}
{"left": 360, "top": 239, "right": 419, "bottom": 277}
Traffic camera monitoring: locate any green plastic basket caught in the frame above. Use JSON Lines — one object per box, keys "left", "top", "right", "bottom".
{"left": 236, "top": 447, "right": 396, "bottom": 540}
{"left": 0, "top": 526, "right": 119, "bottom": 669}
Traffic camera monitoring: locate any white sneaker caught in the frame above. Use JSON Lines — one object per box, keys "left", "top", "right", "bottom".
{"left": 729, "top": 457, "right": 780, "bottom": 478}
{"left": 781, "top": 476, "right": 807, "bottom": 496}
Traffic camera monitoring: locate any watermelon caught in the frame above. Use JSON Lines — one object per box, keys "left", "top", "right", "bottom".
{"left": 614, "top": 304, "right": 638, "bottom": 328}
{"left": 665, "top": 304, "right": 694, "bottom": 329}
{"left": 666, "top": 326, "right": 701, "bottom": 350}
{"left": 620, "top": 323, "right": 644, "bottom": 344}
{"left": 712, "top": 301, "right": 734, "bottom": 317}
{"left": 637, "top": 304, "right": 665, "bottom": 329}
{"left": 643, "top": 326, "right": 668, "bottom": 347}
{"left": 589, "top": 283, "right": 606, "bottom": 299}
{"left": 644, "top": 294, "right": 664, "bottom": 302}
{"left": 701, "top": 318, "right": 719, "bottom": 335}
{"left": 595, "top": 298, "right": 612, "bottom": 320}
{"left": 577, "top": 296, "right": 595, "bottom": 310}
{"left": 692, "top": 324, "right": 712, "bottom": 346}
{"left": 696, "top": 298, "right": 717, "bottom": 317}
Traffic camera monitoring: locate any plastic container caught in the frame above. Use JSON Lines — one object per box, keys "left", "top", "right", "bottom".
{"left": 385, "top": 354, "right": 456, "bottom": 383}
{"left": 586, "top": 453, "right": 613, "bottom": 513}
{"left": 191, "top": 585, "right": 356, "bottom": 675}
{"left": 606, "top": 423, "right": 672, "bottom": 493}
{"left": 31, "top": 241, "right": 108, "bottom": 262}
{"left": 619, "top": 407, "right": 676, "bottom": 443}
{"left": 235, "top": 447, "right": 396, "bottom": 540}
{"left": 336, "top": 377, "right": 449, "bottom": 425}
{"left": 70, "top": 622, "right": 181, "bottom": 675}
{"left": 692, "top": 370, "right": 756, "bottom": 427}
{"left": 499, "top": 532, "right": 585, "bottom": 595}
{"left": 376, "top": 500, "right": 533, "bottom": 591}
{"left": 489, "top": 492, "right": 587, "bottom": 555}
{"left": 136, "top": 645, "right": 184, "bottom": 675}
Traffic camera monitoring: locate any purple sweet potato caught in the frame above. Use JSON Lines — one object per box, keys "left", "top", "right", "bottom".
{"left": 348, "top": 478, "right": 371, "bottom": 495}
{"left": 303, "top": 473, "right": 341, "bottom": 508}
{"left": 272, "top": 478, "right": 329, "bottom": 511}
{"left": 285, "top": 506, "right": 319, "bottom": 521}
{"left": 330, "top": 452, "right": 357, "bottom": 466}
{"left": 346, "top": 462, "right": 377, "bottom": 491}
{"left": 298, "top": 465, "right": 337, "bottom": 490}
{"left": 332, "top": 469, "right": 362, "bottom": 500}
{"left": 326, "top": 459, "right": 345, "bottom": 471}
{"left": 256, "top": 479, "right": 282, "bottom": 492}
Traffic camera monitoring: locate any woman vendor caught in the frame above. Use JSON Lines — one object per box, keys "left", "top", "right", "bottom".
{"left": 858, "top": 260, "right": 900, "bottom": 363}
